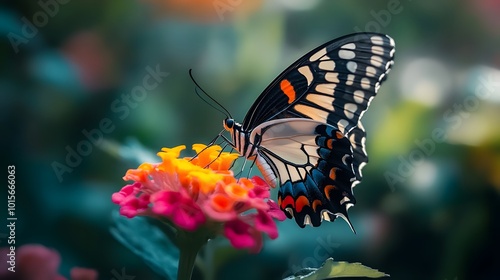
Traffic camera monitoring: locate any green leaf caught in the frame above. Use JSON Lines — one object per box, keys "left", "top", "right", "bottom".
{"left": 283, "top": 258, "right": 388, "bottom": 280}
{"left": 110, "top": 210, "right": 179, "bottom": 279}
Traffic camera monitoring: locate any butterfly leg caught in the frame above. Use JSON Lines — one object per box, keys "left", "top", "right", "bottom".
{"left": 190, "top": 129, "right": 229, "bottom": 163}
{"left": 201, "top": 143, "right": 231, "bottom": 169}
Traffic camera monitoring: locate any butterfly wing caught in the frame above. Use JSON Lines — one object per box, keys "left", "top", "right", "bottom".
{"left": 242, "top": 32, "right": 395, "bottom": 181}
{"left": 250, "top": 119, "right": 357, "bottom": 228}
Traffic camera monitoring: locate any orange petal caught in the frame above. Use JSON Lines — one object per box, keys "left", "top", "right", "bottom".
{"left": 225, "top": 183, "right": 248, "bottom": 199}
{"left": 211, "top": 194, "right": 234, "bottom": 212}
{"left": 158, "top": 145, "right": 186, "bottom": 159}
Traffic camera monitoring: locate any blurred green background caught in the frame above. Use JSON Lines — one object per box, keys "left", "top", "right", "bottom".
{"left": 1, "top": 0, "right": 500, "bottom": 279}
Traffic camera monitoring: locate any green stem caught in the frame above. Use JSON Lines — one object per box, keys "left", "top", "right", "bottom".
{"left": 176, "top": 230, "right": 209, "bottom": 280}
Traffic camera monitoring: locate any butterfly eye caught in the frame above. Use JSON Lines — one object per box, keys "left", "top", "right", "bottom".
{"left": 223, "top": 118, "right": 234, "bottom": 131}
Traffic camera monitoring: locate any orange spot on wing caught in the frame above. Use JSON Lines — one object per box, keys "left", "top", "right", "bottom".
{"left": 280, "top": 79, "right": 296, "bottom": 104}
{"left": 312, "top": 199, "right": 322, "bottom": 212}
{"left": 329, "top": 168, "right": 337, "bottom": 180}
{"left": 324, "top": 184, "right": 336, "bottom": 200}
{"left": 336, "top": 131, "right": 344, "bottom": 139}
{"left": 295, "top": 196, "right": 310, "bottom": 213}
{"left": 281, "top": 196, "right": 295, "bottom": 209}
{"left": 326, "top": 139, "right": 334, "bottom": 149}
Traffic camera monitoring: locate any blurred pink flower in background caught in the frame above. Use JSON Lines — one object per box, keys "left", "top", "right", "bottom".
{"left": 61, "top": 31, "right": 117, "bottom": 91}
{"left": 469, "top": 0, "right": 500, "bottom": 33}
{"left": 0, "top": 244, "right": 97, "bottom": 280}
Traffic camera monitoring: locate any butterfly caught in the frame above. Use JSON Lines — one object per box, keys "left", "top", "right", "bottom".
{"left": 220, "top": 33, "right": 395, "bottom": 229}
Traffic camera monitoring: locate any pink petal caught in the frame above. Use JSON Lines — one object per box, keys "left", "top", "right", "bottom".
{"left": 151, "top": 191, "right": 180, "bottom": 216}
{"left": 137, "top": 194, "right": 151, "bottom": 208}
{"left": 223, "top": 219, "right": 263, "bottom": 253}
{"left": 151, "top": 191, "right": 206, "bottom": 231}
{"left": 117, "top": 193, "right": 151, "bottom": 218}
{"left": 172, "top": 206, "right": 206, "bottom": 231}
{"left": 266, "top": 200, "right": 287, "bottom": 221}
{"left": 152, "top": 201, "right": 176, "bottom": 216}
{"left": 111, "top": 183, "right": 141, "bottom": 204}
{"left": 254, "top": 210, "right": 279, "bottom": 239}
{"left": 119, "top": 206, "right": 138, "bottom": 218}
{"left": 249, "top": 176, "right": 270, "bottom": 199}
{"left": 251, "top": 176, "right": 268, "bottom": 188}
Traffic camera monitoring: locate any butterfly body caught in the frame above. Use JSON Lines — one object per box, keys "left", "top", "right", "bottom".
{"left": 222, "top": 33, "right": 395, "bottom": 228}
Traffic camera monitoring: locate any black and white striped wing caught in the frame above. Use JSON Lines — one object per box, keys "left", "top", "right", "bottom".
{"left": 242, "top": 33, "right": 395, "bottom": 181}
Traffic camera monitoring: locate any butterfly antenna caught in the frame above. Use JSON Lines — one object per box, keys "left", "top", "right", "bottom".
{"left": 195, "top": 88, "right": 230, "bottom": 118}
{"left": 189, "top": 69, "right": 232, "bottom": 119}
{"left": 189, "top": 131, "right": 226, "bottom": 162}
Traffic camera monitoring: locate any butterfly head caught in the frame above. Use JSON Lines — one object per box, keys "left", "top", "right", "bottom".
{"left": 223, "top": 118, "right": 235, "bottom": 132}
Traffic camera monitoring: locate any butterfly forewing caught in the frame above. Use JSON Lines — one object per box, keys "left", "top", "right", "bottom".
{"left": 241, "top": 33, "right": 395, "bottom": 186}
{"left": 242, "top": 33, "right": 395, "bottom": 132}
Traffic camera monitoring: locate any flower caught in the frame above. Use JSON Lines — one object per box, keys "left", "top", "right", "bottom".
{"left": 112, "top": 144, "right": 285, "bottom": 253}
{"left": 0, "top": 244, "right": 98, "bottom": 280}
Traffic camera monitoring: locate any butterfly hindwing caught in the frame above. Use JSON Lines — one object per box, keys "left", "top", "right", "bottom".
{"left": 250, "top": 119, "right": 357, "bottom": 227}
{"left": 348, "top": 122, "right": 368, "bottom": 181}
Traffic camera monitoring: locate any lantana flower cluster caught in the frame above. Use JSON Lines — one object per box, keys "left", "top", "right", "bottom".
{"left": 112, "top": 144, "right": 285, "bottom": 252}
